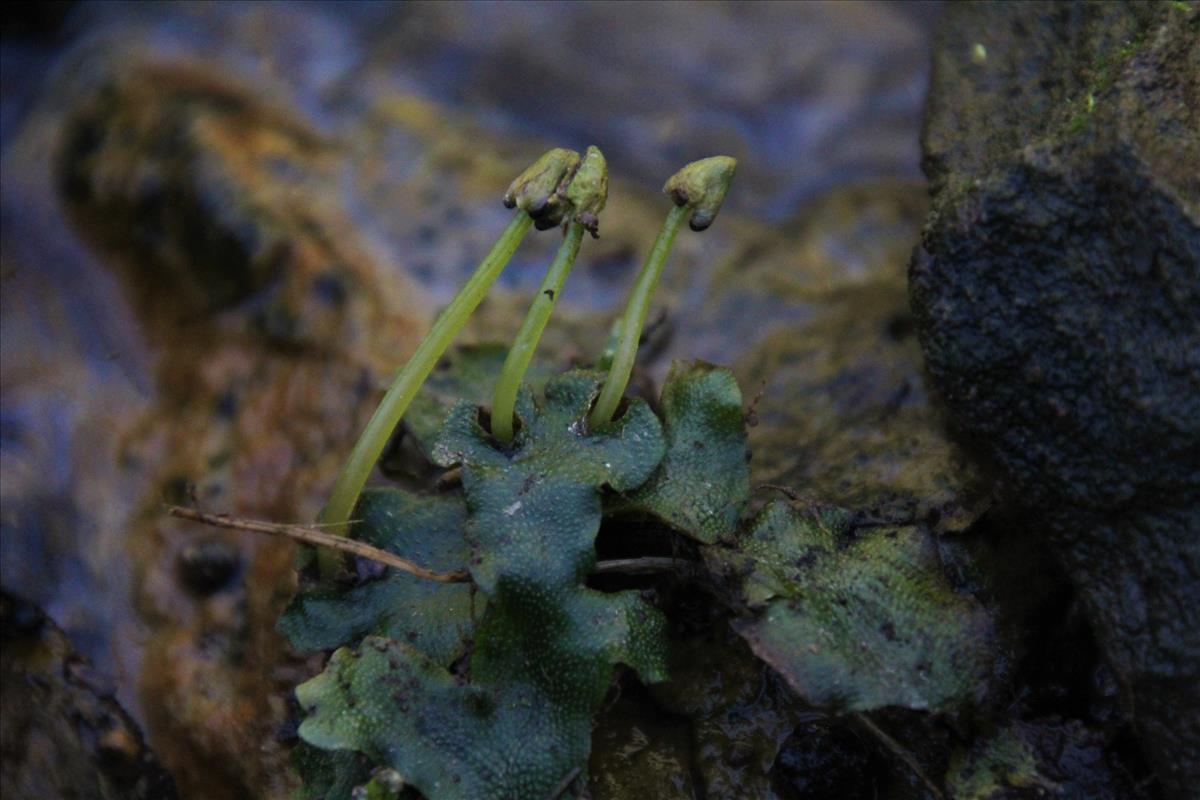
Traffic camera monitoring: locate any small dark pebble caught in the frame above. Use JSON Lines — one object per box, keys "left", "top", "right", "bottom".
{"left": 214, "top": 391, "right": 238, "bottom": 419}
{"left": 310, "top": 271, "right": 347, "bottom": 306}
{"left": 177, "top": 538, "right": 241, "bottom": 596}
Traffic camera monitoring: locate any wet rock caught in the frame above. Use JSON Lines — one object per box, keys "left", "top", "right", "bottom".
{"left": 57, "top": 61, "right": 323, "bottom": 312}
{"left": 771, "top": 720, "right": 877, "bottom": 800}
{"left": 946, "top": 718, "right": 1142, "bottom": 800}
{"left": 649, "top": 622, "right": 802, "bottom": 799}
{"left": 53, "top": 55, "right": 422, "bottom": 357}
{"left": 728, "top": 183, "right": 989, "bottom": 532}
{"left": 736, "top": 277, "right": 989, "bottom": 532}
{"left": 909, "top": 3, "right": 1200, "bottom": 795}
{"left": 4, "top": 44, "right": 430, "bottom": 798}
{"left": 2, "top": 5, "right": 947, "bottom": 799}
{"left": 589, "top": 682, "right": 697, "bottom": 800}
{"left": 0, "top": 591, "right": 179, "bottom": 800}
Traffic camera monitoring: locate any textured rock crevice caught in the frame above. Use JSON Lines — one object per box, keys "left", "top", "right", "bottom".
{"left": 910, "top": 3, "right": 1199, "bottom": 796}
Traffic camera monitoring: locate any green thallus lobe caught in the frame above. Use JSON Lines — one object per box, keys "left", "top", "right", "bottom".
{"left": 587, "top": 155, "right": 736, "bottom": 429}
{"left": 491, "top": 146, "right": 608, "bottom": 443}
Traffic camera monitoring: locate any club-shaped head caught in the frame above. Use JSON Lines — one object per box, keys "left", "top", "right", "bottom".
{"left": 662, "top": 156, "right": 737, "bottom": 231}
{"left": 564, "top": 146, "right": 608, "bottom": 237}
{"left": 503, "top": 148, "right": 581, "bottom": 229}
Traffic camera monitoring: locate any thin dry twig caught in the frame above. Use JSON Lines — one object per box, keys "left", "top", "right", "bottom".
{"left": 590, "top": 557, "right": 695, "bottom": 576}
{"left": 757, "top": 483, "right": 802, "bottom": 501}
{"left": 436, "top": 467, "right": 463, "bottom": 491}
{"left": 167, "top": 505, "right": 471, "bottom": 584}
{"left": 744, "top": 378, "right": 767, "bottom": 427}
{"left": 854, "top": 713, "right": 945, "bottom": 800}
{"left": 546, "top": 766, "right": 582, "bottom": 800}
{"left": 168, "top": 506, "right": 698, "bottom": 584}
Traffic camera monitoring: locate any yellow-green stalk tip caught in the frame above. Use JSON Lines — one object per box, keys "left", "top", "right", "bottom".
{"left": 662, "top": 155, "right": 737, "bottom": 232}
{"left": 564, "top": 145, "right": 608, "bottom": 237}
{"left": 503, "top": 147, "right": 581, "bottom": 230}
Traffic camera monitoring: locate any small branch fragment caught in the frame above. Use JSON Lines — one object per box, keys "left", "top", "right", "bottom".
{"left": 744, "top": 379, "right": 767, "bottom": 427}
{"left": 546, "top": 766, "right": 582, "bottom": 800}
{"left": 590, "top": 557, "right": 695, "bottom": 577}
{"left": 436, "top": 467, "right": 463, "bottom": 491}
{"left": 757, "top": 483, "right": 802, "bottom": 501}
{"left": 853, "top": 713, "right": 945, "bottom": 800}
{"left": 167, "top": 505, "right": 471, "bottom": 584}
{"left": 169, "top": 507, "right": 700, "bottom": 585}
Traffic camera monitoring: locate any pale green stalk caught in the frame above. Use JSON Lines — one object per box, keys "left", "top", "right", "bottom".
{"left": 587, "top": 155, "right": 735, "bottom": 429}
{"left": 317, "top": 211, "right": 533, "bottom": 574}
{"left": 587, "top": 204, "right": 688, "bottom": 429}
{"left": 491, "top": 221, "right": 586, "bottom": 444}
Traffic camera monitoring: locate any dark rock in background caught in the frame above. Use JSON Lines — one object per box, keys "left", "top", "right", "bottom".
{"left": 910, "top": 2, "right": 1200, "bottom": 796}
{"left": 0, "top": 591, "right": 179, "bottom": 800}
{"left": 772, "top": 719, "right": 878, "bottom": 800}
{"left": 913, "top": 1, "right": 1199, "bottom": 512}
{"left": 57, "top": 61, "right": 324, "bottom": 313}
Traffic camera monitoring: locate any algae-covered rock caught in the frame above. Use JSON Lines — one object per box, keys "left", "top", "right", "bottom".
{"left": 910, "top": 4, "right": 1199, "bottom": 793}
{"left": 737, "top": 277, "right": 990, "bottom": 532}
{"left": 54, "top": 57, "right": 410, "bottom": 358}
{"left": 677, "top": 180, "right": 991, "bottom": 533}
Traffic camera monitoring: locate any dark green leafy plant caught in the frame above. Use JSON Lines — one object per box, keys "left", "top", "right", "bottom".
{"left": 177, "top": 146, "right": 998, "bottom": 799}
{"left": 297, "top": 372, "right": 669, "bottom": 798}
